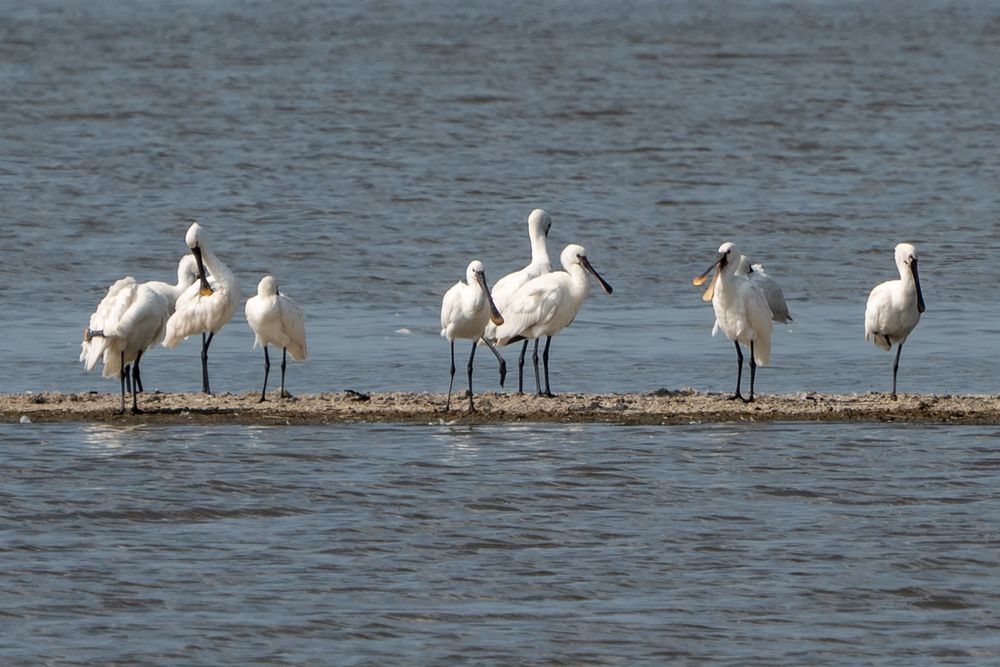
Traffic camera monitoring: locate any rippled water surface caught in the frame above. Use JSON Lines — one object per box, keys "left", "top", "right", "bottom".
{"left": 3, "top": 1, "right": 1000, "bottom": 663}
{"left": 2, "top": 0, "right": 999, "bottom": 397}
{"left": 3, "top": 422, "right": 1000, "bottom": 664}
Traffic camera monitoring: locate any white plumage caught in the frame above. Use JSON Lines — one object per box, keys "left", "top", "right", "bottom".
{"left": 145, "top": 254, "right": 200, "bottom": 314}
{"left": 864, "top": 242, "right": 925, "bottom": 398}
{"left": 694, "top": 242, "right": 773, "bottom": 402}
{"left": 162, "top": 223, "right": 241, "bottom": 394}
{"left": 713, "top": 255, "right": 793, "bottom": 335}
{"left": 245, "top": 276, "right": 307, "bottom": 401}
{"left": 482, "top": 208, "right": 553, "bottom": 393}
{"left": 80, "top": 278, "right": 169, "bottom": 413}
{"left": 494, "top": 244, "right": 613, "bottom": 397}
{"left": 440, "top": 260, "right": 505, "bottom": 411}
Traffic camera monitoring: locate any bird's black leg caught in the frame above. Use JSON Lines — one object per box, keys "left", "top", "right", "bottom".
{"left": 130, "top": 351, "right": 144, "bottom": 414}
{"left": 259, "top": 346, "right": 270, "bottom": 402}
{"left": 728, "top": 340, "right": 744, "bottom": 401}
{"left": 746, "top": 341, "right": 757, "bottom": 403}
{"left": 542, "top": 336, "right": 554, "bottom": 398}
{"left": 123, "top": 364, "right": 132, "bottom": 395}
{"left": 517, "top": 340, "right": 528, "bottom": 394}
{"left": 446, "top": 340, "right": 456, "bottom": 411}
{"left": 280, "top": 347, "right": 291, "bottom": 398}
{"left": 118, "top": 351, "right": 126, "bottom": 415}
{"left": 201, "top": 332, "right": 215, "bottom": 394}
{"left": 466, "top": 340, "right": 478, "bottom": 412}
{"left": 480, "top": 339, "right": 506, "bottom": 389}
{"left": 532, "top": 338, "right": 542, "bottom": 396}
{"left": 133, "top": 350, "right": 144, "bottom": 393}
{"left": 891, "top": 342, "right": 904, "bottom": 400}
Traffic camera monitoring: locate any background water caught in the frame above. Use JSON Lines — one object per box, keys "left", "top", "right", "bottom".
{"left": 4, "top": 421, "right": 1000, "bottom": 665}
{"left": 2, "top": 0, "right": 999, "bottom": 397}
{"left": 3, "top": 0, "right": 1000, "bottom": 663}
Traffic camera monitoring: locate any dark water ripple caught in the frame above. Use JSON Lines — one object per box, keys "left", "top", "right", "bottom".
{"left": 3, "top": 422, "right": 1000, "bottom": 664}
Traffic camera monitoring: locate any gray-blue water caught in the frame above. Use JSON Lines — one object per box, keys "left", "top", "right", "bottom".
{"left": 3, "top": 0, "right": 1000, "bottom": 663}
{"left": 4, "top": 422, "right": 1000, "bottom": 665}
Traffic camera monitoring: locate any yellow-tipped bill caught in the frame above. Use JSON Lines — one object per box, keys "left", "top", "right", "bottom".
{"left": 701, "top": 269, "right": 719, "bottom": 302}
{"left": 693, "top": 251, "right": 726, "bottom": 301}
{"left": 200, "top": 286, "right": 214, "bottom": 297}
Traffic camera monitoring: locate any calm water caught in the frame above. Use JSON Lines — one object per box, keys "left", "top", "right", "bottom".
{"left": 3, "top": 421, "right": 1000, "bottom": 665}
{"left": 3, "top": 0, "right": 1000, "bottom": 663}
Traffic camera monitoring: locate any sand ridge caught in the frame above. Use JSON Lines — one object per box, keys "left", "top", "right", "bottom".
{"left": 2, "top": 390, "right": 999, "bottom": 426}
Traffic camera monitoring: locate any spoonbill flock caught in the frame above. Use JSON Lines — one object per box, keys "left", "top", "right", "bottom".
{"left": 81, "top": 213, "right": 927, "bottom": 414}
{"left": 81, "top": 222, "right": 308, "bottom": 412}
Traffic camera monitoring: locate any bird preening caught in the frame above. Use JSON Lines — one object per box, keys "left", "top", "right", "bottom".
{"left": 162, "top": 222, "right": 240, "bottom": 395}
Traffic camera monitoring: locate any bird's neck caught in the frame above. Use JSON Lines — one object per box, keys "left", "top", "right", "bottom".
{"left": 529, "top": 235, "right": 550, "bottom": 268}
{"left": 566, "top": 265, "right": 591, "bottom": 299}
{"left": 201, "top": 248, "right": 233, "bottom": 282}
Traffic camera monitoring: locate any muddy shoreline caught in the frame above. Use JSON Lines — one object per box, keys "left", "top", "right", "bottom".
{"left": 2, "top": 390, "right": 999, "bottom": 426}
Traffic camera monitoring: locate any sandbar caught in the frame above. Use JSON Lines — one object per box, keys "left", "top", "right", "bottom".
{"left": 2, "top": 390, "right": 998, "bottom": 426}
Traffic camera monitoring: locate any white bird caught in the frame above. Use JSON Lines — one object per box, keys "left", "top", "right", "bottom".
{"left": 162, "top": 223, "right": 241, "bottom": 394}
{"left": 145, "top": 254, "right": 201, "bottom": 314}
{"left": 440, "top": 260, "right": 505, "bottom": 412}
{"left": 694, "top": 242, "right": 773, "bottom": 402}
{"left": 245, "top": 276, "right": 308, "bottom": 402}
{"left": 712, "top": 255, "right": 793, "bottom": 335}
{"left": 483, "top": 208, "right": 553, "bottom": 392}
{"left": 864, "top": 242, "right": 925, "bottom": 399}
{"left": 494, "top": 244, "right": 613, "bottom": 397}
{"left": 80, "top": 278, "right": 170, "bottom": 414}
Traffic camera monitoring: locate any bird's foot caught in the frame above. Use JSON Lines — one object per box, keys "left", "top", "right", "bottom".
{"left": 539, "top": 391, "right": 556, "bottom": 399}
{"left": 890, "top": 392, "right": 898, "bottom": 401}
{"left": 743, "top": 396, "right": 755, "bottom": 404}
{"left": 258, "top": 396, "right": 268, "bottom": 403}
{"left": 280, "top": 390, "right": 293, "bottom": 399}
{"left": 727, "top": 393, "right": 744, "bottom": 402}
{"left": 130, "top": 407, "right": 144, "bottom": 415}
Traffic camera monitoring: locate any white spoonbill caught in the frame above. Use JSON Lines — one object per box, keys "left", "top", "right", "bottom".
{"left": 713, "top": 255, "right": 793, "bottom": 335}
{"left": 245, "top": 276, "right": 308, "bottom": 402}
{"left": 80, "top": 255, "right": 200, "bottom": 406}
{"left": 694, "top": 242, "right": 773, "bottom": 402}
{"left": 145, "top": 254, "right": 200, "bottom": 314}
{"left": 162, "top": 223, "right": 241, "bottom": 394}
{"left": 80, "top": 278, "right": 169, "bottom": 414}
{"left": 864, "top": 242, "right": 925, "bottom": 399}
{"left": 440, "top": 260, "right": 505, "bottom": 412}
{"left": 494, "top": 244, "right": 613, "bottom": 397}
{"left": 483, "top": 208, "right": 553, "bottom": 392}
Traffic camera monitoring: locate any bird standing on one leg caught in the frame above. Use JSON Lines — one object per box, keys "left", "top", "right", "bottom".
{"left": 864, "top": 242, "right": 925, "bottom": 399}
{"left": 245, "top": 276, "right": 307, "bottom": 402}
{"left": 441, "top": 261, "right": 505, "bottom": 412}
{"left": 694, "top": 242, "right": 773, "bottom": 402}
{"left": 162, "top": 223, "right": 240, "bottom": 395}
